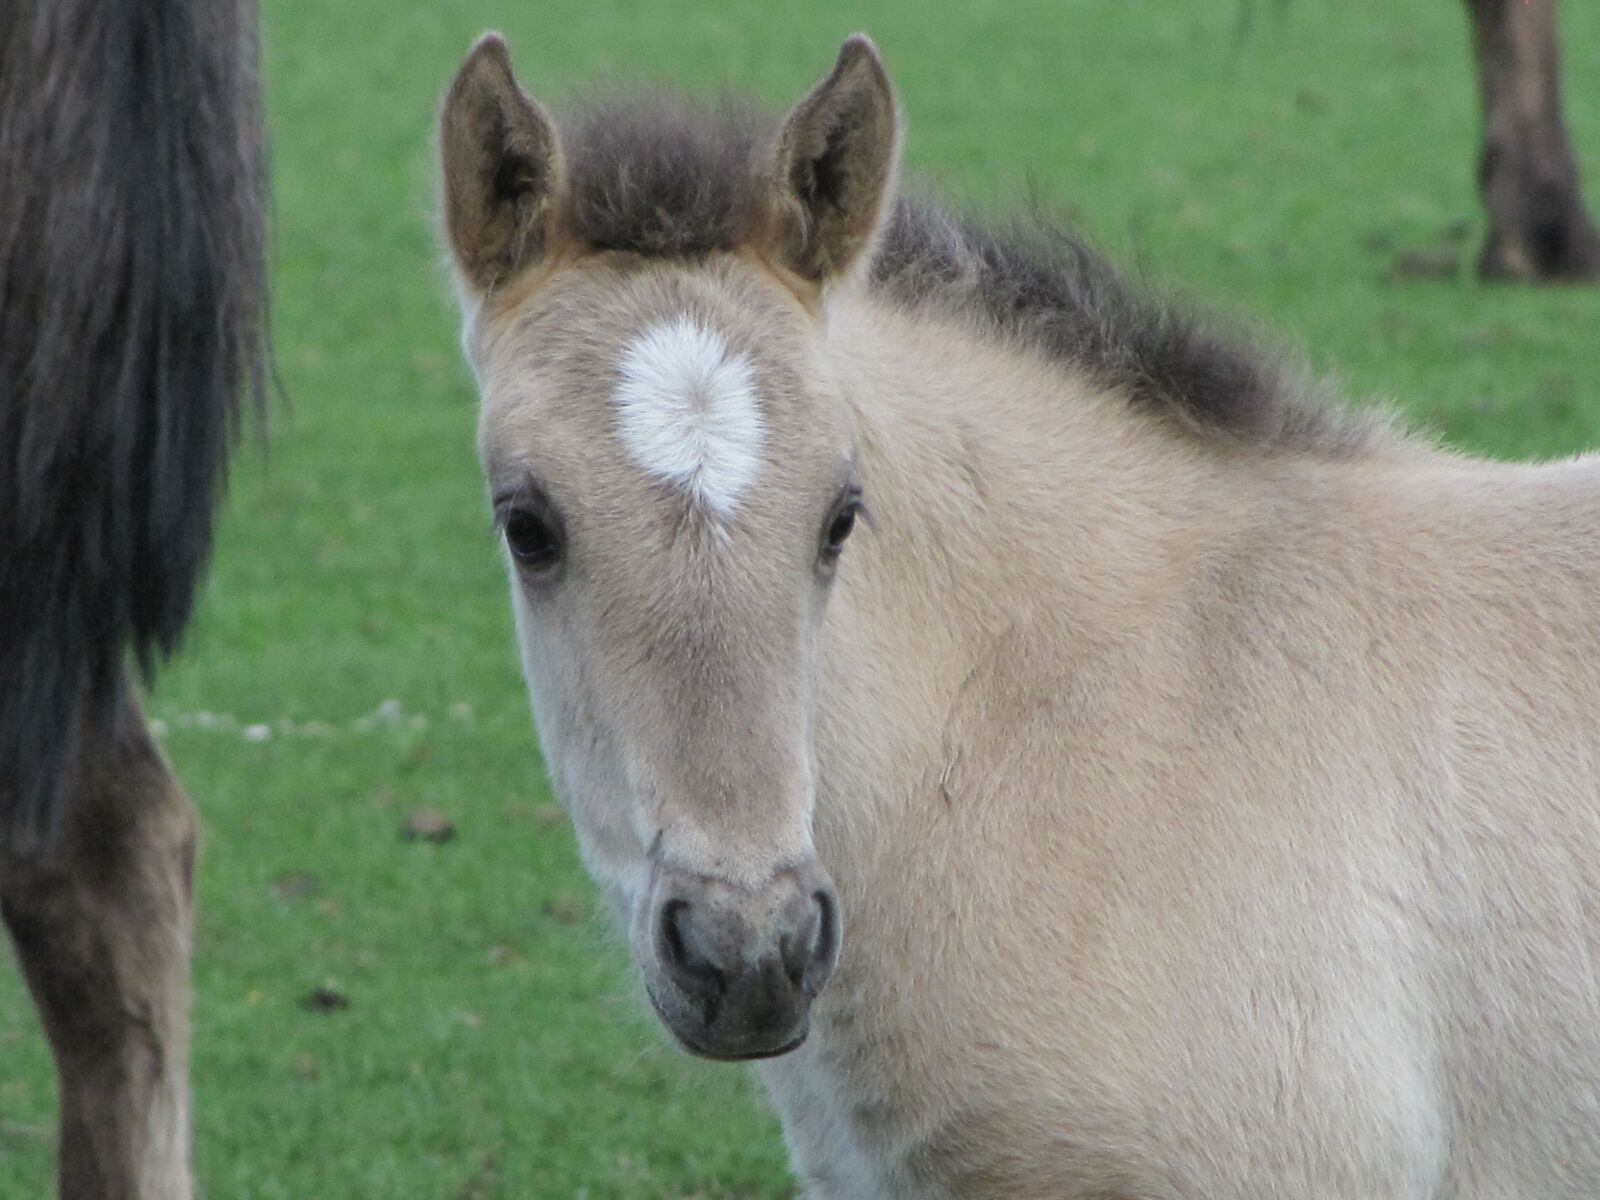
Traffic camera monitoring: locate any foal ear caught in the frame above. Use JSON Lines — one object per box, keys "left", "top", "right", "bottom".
{"left": 439, "top": 34, "right": 563, "bottom": 294}
{"left": 768, "top": 35, "right": 899, "bottom": 283}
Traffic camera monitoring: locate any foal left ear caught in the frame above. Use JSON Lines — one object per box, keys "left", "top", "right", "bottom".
{"left": 768, "top": 35, "right": 899, "bottom": 284}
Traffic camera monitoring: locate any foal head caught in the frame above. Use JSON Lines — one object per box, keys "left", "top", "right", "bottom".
{"left": 440, "top": 35, "right": 897, "bottom": 1059}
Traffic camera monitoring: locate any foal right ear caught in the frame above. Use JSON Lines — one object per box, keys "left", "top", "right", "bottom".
{"left": 439, "top": 34, "right": 563, "bottom": 294}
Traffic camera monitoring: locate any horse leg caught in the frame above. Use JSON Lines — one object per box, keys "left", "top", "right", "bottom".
{"left": 1464, "top": 0, "right": 1600, "bottom": 282}
{"left": 0, "top": 697, "right": 198, "bottom": 1200}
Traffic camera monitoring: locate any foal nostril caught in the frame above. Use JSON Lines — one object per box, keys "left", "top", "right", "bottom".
{"left": 797, "top": 887, "right": 840, "bottom": 996}
{"left": 774, "top": 879, "right": 842, "bottom": 996}
{"left": 778, "top": 900, "right": 819, "bottom": 989}
{"left": 656, "top": 899, "right": 727, "bottom": 1003}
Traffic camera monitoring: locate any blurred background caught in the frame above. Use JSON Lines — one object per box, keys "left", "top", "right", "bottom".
{"left": 3, "top": 1, "right": 1598, "bottom": 1195}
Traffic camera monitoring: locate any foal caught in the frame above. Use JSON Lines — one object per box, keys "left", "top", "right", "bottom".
{"left": 441, "top": 34, "right": 1600, "bottom": 1199}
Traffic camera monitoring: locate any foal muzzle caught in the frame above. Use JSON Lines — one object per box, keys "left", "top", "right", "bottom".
{"left": 643, "top": 859, "right": 840, "bottom": 1060}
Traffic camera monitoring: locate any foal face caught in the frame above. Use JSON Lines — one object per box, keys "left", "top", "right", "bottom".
{"left": 441, "top": 30, "right": 896, "bottom": 1059}
{"left": 475, "top": 259, "right": 856, "bottom": 1058}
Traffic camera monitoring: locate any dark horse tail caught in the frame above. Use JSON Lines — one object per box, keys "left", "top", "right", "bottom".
{"left": 0, "top": 0, "right": 267, "bottom": 854}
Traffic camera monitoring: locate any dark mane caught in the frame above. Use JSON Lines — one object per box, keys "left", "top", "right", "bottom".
{"left": 554, "top": 93, "right": 1381, "bottom": 456}
{"left": 0, "top": 0, "right": 267, "bottom": 852}
{"left": 561, "top": 92, "right": 772, "bottom": 257}
{"left": 872, "top": 198, "right": 1380, "bottom": 453}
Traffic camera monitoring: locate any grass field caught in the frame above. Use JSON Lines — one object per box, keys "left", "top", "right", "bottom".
{"left": 3, "top": 1, "right": 1600, "bottom": 1195}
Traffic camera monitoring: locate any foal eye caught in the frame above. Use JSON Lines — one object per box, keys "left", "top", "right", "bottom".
{"left": 819, "top": 489, "right": 864, "bottom": 566}
{"left": 826, "top": 507, "right": 857, "bottom": 550}
{"left": 504, "top": 507, "right": 564, "bottom": 573}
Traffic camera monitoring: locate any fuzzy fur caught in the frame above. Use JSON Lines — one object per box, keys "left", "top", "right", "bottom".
{"left": 0, "top": 0, "right": 267, "bottom": 853}
{"left": 562, "top": 91, "right": 770, "bottom": 258}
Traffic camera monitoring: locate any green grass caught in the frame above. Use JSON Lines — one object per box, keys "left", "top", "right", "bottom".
{"left": 4, "top": 0, "right": 1600, "bottom": 1195}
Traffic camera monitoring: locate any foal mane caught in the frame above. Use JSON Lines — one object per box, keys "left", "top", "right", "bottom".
{"left": 556, "top": 91, "right": 1384, "bottom": 458}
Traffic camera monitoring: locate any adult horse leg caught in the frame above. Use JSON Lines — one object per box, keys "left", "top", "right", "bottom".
{"left": 1, "top": 692, "right": 198, "bottom": 1200}
{"left": 1465, "top": 0, "right": 1600, "bottom": 282}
